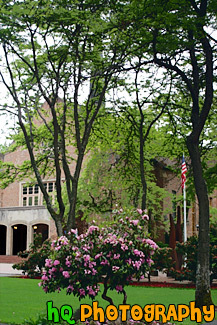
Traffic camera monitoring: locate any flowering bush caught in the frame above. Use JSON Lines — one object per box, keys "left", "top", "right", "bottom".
{"left": 39, "top": 209, "right": 158, "bottom": 304}
{"left": 151, "top": 246, "right": 175, "bottom": 274}
{"left": 170, "top": 235, "right": 217, "bottom": 284}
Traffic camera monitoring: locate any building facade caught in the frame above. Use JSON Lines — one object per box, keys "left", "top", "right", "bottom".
{"left": 0, "top": 145, "right": 216, "bottom": 257}
{"left": 0, "top": 147, "right": 57, "bottom": 256}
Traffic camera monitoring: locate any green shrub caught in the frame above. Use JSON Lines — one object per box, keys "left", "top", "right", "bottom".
{"left": 170, "top": 233, "right": 217, "bottom": 283}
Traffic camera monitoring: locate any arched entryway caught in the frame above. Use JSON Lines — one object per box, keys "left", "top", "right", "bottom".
{"left": 0, "top": 225, "right": 7, "bottom": 255}
{"left": 12, "top": 224, "right": 27, "bottom": 255}
{"left": 32, "top": 223, "right": 49, "bottom": 245}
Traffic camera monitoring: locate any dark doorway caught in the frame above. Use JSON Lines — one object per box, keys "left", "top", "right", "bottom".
{"left": 33, "top": 224, "right": 49, "bottom": 245}
{"left": 0, "top": 225, "right": 7, "bottom": 255}
{"left": 12, "top": 224, "right": 27, "bottom": 255}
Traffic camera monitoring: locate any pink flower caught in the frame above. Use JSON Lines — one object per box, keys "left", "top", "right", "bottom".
{"left": 45, "top": 258, "right": 53, "bottom": 267}
{"left": 92, "top": 268, "right": 97, "bottom": 275}
{"left": 43, "top": 286, "right": 48, "bottom": 293}
{"left": 112, "top": 266, "right": 120, "bottom": 272}
{"left": 75, "top": 251, "right": 81, "bottom": 260}
{"left": 65, "top": 260, "right": 71, "bottom": 267}
{"left": 146, "top": 258, "right": 154, "bottom": 266}
{"left": 126, "top": 258, "right": 132, "bottom": 265}
{"left": 70, "top": 228, "right": 78, "bottom": 236}
{"left": 67, "top": 285, "right": 74, "bottom": 293}
{"left": 62, "top": 271, "right": 70, "bottom": 278}
{"left": 51, "top": 241, "right": 56, "bottom": 248}
{"left": 53, "top": 260, "right": 60, "bottom": 266}
{"left": 134, "top": 249, "right": 144, "bottom": 258}
{"left": 42, "top": 274, "right": 48, "bottom": 281}
{"left": 87, "top": 225, "right": 99, "bottom": 235}
{"left": 116, "top": 285, "right": 123, "bottom": 292}
{"left": 58, "top": 236, "right": 69, "bottom": 245}
{"left": 143, "top": 238, "right": 158, "bottom": 250}
{"left": 88, "top": 286, "right": 96, "bottom": 296}
{"left": 95, "top": 252, "right": 103, "bottom": 259}
{"left": 137, "top": 208, "right": 143, "bottom": 215}
{"left": 49, "top": 268, "right": 56, "bottom": 275}
{"left": 121, "top": 244, "right": 128, "bottom": 251}
{"left": 83, "top": 254, "right": 91, "bottom": 263}
{"left": 142, "top": 214, "right": 149, "bottom": 220}
{"left": 113, "top": 253, "right": 120, "bottom": 259}
{"left": 79, "top": 288, "right": 86, "bottom": 296}
{"left": 134, "top": 249, "right": 141, "bottom": 256}
{"left": 131, "top": 219, "right": 139, "bottom": 226}
{"left": 84, "top": 269, "right": 91, "bottom": 274}
{"left": 132, "top": 260, "right": 142, "bottom": 270}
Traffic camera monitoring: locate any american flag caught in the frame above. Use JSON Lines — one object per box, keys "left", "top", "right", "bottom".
{"left": 181, "top": 155, "right": 187, "bottom": 189}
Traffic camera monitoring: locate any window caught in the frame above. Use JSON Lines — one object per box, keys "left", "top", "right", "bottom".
{"left": 23, "top": 197, "right": 27, "bottom": 206}
{"left": 34, "top": 197, "right": 38, "bottom": 206}
{"left": 23, "top": 187, "right": 27, "bottom": 195}
{"left": 21, "top": 181, "right": 56, "bottom": 207}
{"left": 28, "top": 197, "right": 33, "bottom": 206}
{"left": 34, "top": 185, "right": 39, "bottom": 194}
{"left": 48, "top": 182, "right": 54, "bottom": 192}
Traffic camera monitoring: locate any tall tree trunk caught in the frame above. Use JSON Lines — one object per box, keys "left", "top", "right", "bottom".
{"left": 55, "top": 218, "right": 63, "bottom": 237}
{"left": 67, "top": 179, "right": 79, "bottom": 231}
{"left": 186, "top": 136, "right": 212, "bottom": 308}
{"left": 169, "top": 214, "right": 178, "bottom": 270}
{"left": 139, "top": 123, "right": 147, "bottom": 211}
{"left": 66, "top": 152, "right": 84, "bottom": 232}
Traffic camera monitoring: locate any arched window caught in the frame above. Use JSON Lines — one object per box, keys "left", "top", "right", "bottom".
{"left": 0, "top": 225, "right": 7, "bottom": 255}
{"left": 12, "top": 224, "right": 27, "bottom": 255}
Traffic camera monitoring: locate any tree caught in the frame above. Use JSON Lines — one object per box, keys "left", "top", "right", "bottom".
{"left": 77, "top": 110, "right": 170, "bottom": 226}
{"left": 127, "top": 0, "right": 217, "bottom": 307}
{"left": 107, "top": 62, "right": 173, "bottom": 211}
{"left": 0, "top": 0, "right": 129, "bottom": 235}
{"left": 39, "top": 209, "right": 157, "bottom": 306}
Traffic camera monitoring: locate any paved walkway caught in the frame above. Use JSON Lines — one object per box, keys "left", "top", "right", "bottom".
{"left": 0, "top": 263, "right": 23, "bottom": 277}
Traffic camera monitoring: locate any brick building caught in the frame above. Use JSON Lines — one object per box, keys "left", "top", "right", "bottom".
{"left": 0, "top": 135, "right": 216, "bottom": 258}
{"left": 0, "top": 146, "right": 57, "bottom": 256}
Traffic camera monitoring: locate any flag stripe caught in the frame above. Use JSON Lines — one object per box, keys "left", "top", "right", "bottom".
{"left": 181, "top": 156, "right": 187, "bottom": 189}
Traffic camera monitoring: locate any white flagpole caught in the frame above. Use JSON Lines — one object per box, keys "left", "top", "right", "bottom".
{"left": 183, "top": 181, "right": 187, "bottom": 242}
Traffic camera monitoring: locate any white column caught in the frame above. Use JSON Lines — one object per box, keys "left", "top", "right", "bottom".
{"left": 6, "top": 225, "right": 12, "bottom": 255}
{"left": 27, "top": 225, "right": 33, "bottom": 250}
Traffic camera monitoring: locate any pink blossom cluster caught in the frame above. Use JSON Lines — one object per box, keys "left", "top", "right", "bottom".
{"left": 39, "top": 208, "right": 158, "bottom": 301}
{"left": 143, "top": 238, "right": 159, "bottom": 250}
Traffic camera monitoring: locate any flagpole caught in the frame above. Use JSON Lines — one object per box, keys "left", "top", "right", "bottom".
{"left": 182, "top": 153, "right": 187, "bottom": 242}
{"left": 183, "top": 181, "right": 187, "bottom": 242}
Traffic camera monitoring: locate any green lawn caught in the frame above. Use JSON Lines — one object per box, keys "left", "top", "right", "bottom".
{"left": 0, "top": 277, "right": 216, "bottom": 324}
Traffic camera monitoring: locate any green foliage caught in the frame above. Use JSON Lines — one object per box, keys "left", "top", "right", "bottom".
{"left": 23, "top": 313, "right": 68, "bottom": 325}
{"left": 170, "top": 229, "right": 217, "bottom": 284}
{"left": 77, "top": 110, "right": 171, "bottom": 221}
{"left": 151, "top": 246, "right": 175, "bottom": 274}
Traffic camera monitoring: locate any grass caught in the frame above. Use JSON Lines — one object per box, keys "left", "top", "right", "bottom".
{"left": 0, "top": 277, "right": 216, "bottom": 325}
